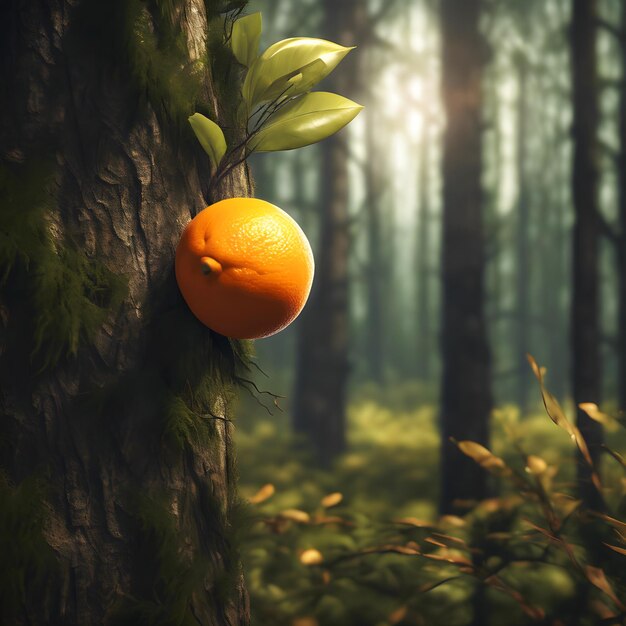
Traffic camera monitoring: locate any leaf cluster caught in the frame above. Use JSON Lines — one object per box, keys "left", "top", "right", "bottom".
{"left": 188, "top": 10, "right": 363, "bottom": 194}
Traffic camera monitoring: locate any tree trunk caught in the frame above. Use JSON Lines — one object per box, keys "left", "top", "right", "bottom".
{"left": 515, "top": 55, "right": 531, "bottom": 414}
{"left": 570, "top": 0, "right": 604, "bottom": 511}
{"left": 416, "top": 126, "right": 432, "bottom": 382}
{"left": 292, "top": 0, "right": 362, "bottom": 466}
{"left": 439, "top": 0, "right": 493, "bottom": 514}
{"left": 617, "top": 5, "right": 626, "bottom": 413}
{"left": 364, "top": 102, "right": 385, "bottom": 384}
{"left": 0, "top": 1, "right": 251, "bottom": 624}
{"left": 541, "top": 88, "right": 568, "bottom": 403}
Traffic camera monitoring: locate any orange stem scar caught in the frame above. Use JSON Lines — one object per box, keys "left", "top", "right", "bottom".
{"left": 200, "top": 256, "right": 223, "bottom": 275}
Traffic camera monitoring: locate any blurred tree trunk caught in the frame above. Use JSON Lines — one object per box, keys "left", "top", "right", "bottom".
{"left": 416, "top": 130, "right": 432, "bottom": 382}
{"left": 364, "top": 105, "right": 385, "bottom": 384}
{"left": 484, "top": 64, "right": 503, "bottom": 394}
{"left": 293, "top": 0, "right": 362, "bottom": 465}
{"left": 515, "top": 54, "right": 531, "bottom": 413}
{"left": 617, "top": 6, "right": 626, "bottom": 413}
{"left": 0, "top": 1, "right": 251, "bottom": 624}
{"left": 570, "top": 0, "right": 604, "bottom": 510}
{"left": 539, "top": 112, "right": 567, "bottom": 403}
{"left": 439, "top": 0, "right": 493, "bottom": 514}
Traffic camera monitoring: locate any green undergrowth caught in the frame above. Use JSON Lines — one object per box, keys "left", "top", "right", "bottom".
{"left": 234, "top": 381, "right": 626, "bottom": 626}
{"left": 0, "top": 160, "right": 126, "bottom": 371}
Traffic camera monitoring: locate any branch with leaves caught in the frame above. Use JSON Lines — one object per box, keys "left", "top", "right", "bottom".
{"left": 190, "top": 11, "right": 363, "bottom": 197}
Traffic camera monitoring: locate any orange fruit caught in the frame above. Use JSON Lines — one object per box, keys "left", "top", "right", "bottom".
{"left": 175, "top": 198, "right": 314, "bottom": 339}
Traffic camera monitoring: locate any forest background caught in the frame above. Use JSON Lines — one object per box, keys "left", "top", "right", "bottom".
{"left": 236, "top": 1, "right": 626, "bottom": 625}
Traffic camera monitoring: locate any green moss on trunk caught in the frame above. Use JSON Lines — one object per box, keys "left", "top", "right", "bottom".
{"left": 0, "top": 473, "right": 58, "bottom": 624}
{"left": 0, "top": 160, "right": 127, "bottom": 371}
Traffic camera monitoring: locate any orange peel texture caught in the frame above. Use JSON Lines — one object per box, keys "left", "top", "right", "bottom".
{"left": 175, "top": 198, "right": 315, "bottom": 339}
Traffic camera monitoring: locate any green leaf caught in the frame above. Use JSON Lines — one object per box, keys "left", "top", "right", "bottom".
{"left": 188, "top": 113, "right": 227, "bottom": 170}
{"left": 248, "top": 92, "right": 363, "bottom": 153}
{"left": 231, "top": 12, "right": 262, "bottom": 67}
{"left": 243, "top": 38, "right": 354, "bottom": 109}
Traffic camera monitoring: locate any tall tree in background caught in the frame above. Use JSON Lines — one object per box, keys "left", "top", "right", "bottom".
{"left": 439, "top": 0, "right": 493, "bottom": 513}
{"left": 570, "top": 0, "right": 604, "bottom": 510}
{"left": 415, "top": 132, "right": 433, "bottom": 382}
{"left": 0, "top": 1, "right": 251, "bottom": 623}
{"left": 617, "top": 5, "right": 626, "bottom": 413}
{"left": 514, "top": 52, "right": 532, "bottom": 413}
{"left": 293, "top": 0, "right": 362, "bottom": 465}
{"left": 364, "top": 102, "right": 386, "bottom": 384}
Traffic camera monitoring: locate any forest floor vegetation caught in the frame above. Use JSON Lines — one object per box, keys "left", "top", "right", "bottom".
{"left": 235, "top": 379, "right": 626, "bottom": 626}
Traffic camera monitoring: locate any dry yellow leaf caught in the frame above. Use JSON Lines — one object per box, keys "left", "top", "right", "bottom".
{"left": 440, "top": 514, "right": 467, "bottom": 528}
{"left": 525, "top": 455, "right": 548, "bottom": 475}
{"left": 579, "top": 402, "right": 619, "bottom": 432}
{"left": 604, "top": 543, "right": 626, "bottom": 557}
{"left": 457, "top": 441, "right": 508, "bottom": 475}
{"left": 527, "top": 354, "right": 572, "bottom": 432}
{"left": 300, "top": 548, "right": 323, "bottom": 565}
{"left": 280, "top": 509, "right": 310, "bottom": 523}
{"left": 597, "top": 514, "right": 626, "bottom": 532}
{"left": 249, "top": 483, "right": 275, "bottom": 504}
{"left": 393, "top": 516, "right": 432, "bottom": 528}
{"left": 585, "top": 566, "right": 625, "bottom": 610}
{"left": 321, "top": 492, "right": 343, "bottom": 508}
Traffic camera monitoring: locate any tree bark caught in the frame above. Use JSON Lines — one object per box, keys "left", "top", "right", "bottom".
{"left": 0, "top": 1, "right": 251, "bottom": 624}
{"left": 439, "top": 0, "right": 493, "bottom": 514}
{"left": 292, "top": 0, "right": 363, "bottom": 466}
{"left": 570, "top": 0, "right": 604, "bottom": 511}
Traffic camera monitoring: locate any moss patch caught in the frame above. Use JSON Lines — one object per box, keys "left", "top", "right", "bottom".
{"left": 0, "top": 473, "right": 57, "bottom": 624}
{"left": 106, "top": 493, "right": 209, "bottom": 626}
{"left": 70, "top": 0, "right": 234, "bottom": 128}
{"left": 0, "top": 159, "right": 127, "bottom": 371}
{"left": 107, "top": 488, "right": 252, "bottom": 625}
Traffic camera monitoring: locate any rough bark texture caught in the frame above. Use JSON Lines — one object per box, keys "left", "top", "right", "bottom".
{"left": 292, "top": 0, "right": 363, "bottom": 466}
{"left": 570, "top": 0, "right": 604, "bottom": 511}
{"left": 439, "top": 0, "right": 493, "bottom": 514}
{"left": 0, "top": 1, "right": 251, "bottom": 624}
